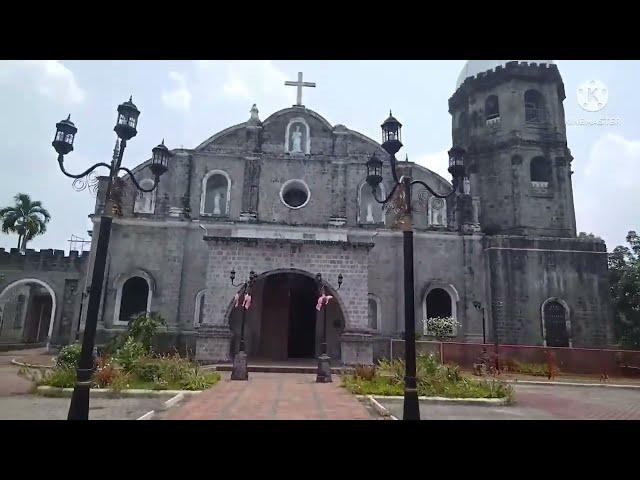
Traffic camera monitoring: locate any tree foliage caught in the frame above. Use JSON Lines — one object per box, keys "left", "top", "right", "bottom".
{"left": 608, "top": 231, "right": 640, "bottom": 349}
{"left": 0, "top": 193, "right": 51, "bottom": 250}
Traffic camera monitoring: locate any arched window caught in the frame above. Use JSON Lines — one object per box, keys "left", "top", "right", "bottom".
{"left": 115, "top": 276, "right": 151, "bottom": 325}
{"left": 428, "top": 197, "right": 447, "bottom": 227}
{"left": 368, "top": 294, "right": 381, "bottom": 331}
{"left": 485, "top": 95, "right": 500, "bottom": 120}
{"left": 194, "top": 290, "right": 206, "bottom": 327}
{"left": 201, "top": 170, "right": 231, "bottom": 216}
{"left": 358, "top": 182, "right": 385, "bottom": 224}
{"left": 525, "top": 89, "right": 545, "bottom": 123}
{"left": 530, "top": 156, "right": 551, "bottom": 186}
{"left": 542, "top": 298, "right": 570, "bottom": 347}
{"left": 133, "top": 178, "right": 156, "bottom": 214}
{"left": 423, "top": 284, "right": 459, "bottom": 337}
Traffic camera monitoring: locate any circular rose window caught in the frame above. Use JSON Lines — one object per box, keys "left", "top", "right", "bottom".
{"left": 280, "top": 179, "right": 311, "bottom": 209}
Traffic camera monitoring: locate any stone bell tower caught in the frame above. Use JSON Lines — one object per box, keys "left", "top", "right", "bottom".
{"left": 449, "top": 61, "right": 577, "bottom": 238}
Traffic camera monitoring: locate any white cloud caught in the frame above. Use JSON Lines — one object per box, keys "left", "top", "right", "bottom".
{"left": 574, "top": 133, "right": 640, "bottom": 247}
{"left": 161, "top": 71, "right": 192, "bottom": 111}
{"left": 196, "top": 60, "right": 296, "bottom": 107}
{"left": 0, "top": 60, "right": 85, "bottom": 104}
{"left": 413, "top": 149, "right": 450, "bottom": 180}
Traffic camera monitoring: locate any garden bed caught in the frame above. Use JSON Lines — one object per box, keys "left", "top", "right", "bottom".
{"left": 342, "top": 355, "right": 514, "bottom": 402}
{"left": 24, "top": 313, "right": 221, "bottom": 393}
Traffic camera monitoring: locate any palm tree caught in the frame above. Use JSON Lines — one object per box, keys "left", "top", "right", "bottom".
{"left": 0, "top": 193, "right": 51, "bottom": 251}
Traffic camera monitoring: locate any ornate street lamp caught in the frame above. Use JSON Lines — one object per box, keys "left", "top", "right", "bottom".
{"left": 365, "top": 111, "right": 467, "bottom": 421}
{"left": 315, "top": 272, "right": 343, "bottom": 383}
{"left": 53, "top": 97, "right": 170, "bottom": 420}
{"left": 229, "top": 269, "right": 257, "bottom": 380}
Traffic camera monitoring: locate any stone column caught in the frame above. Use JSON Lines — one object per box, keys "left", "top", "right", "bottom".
{"left": 329, "top": 161, "right": 347, "bottom": 226}
{"left": 239, "top": 155, "right": 261, "bottom": 222}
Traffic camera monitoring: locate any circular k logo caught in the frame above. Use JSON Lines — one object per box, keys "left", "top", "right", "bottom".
{"left": 577, "top": 79, "right": 608, "bottom": 112}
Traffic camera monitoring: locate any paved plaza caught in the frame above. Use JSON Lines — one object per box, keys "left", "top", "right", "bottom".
{"left": 378, "top": 384, "right": 640, "bottom": 420}
{"left": 160, "top": 372, "right": 375, "bottom": 420}
{"left": 2, "top": 348, "right": 640, "bottom": 420}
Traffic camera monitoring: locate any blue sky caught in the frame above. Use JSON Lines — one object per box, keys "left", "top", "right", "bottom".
{"left": 0, "top": 60, "right": 638, "bottom": 252}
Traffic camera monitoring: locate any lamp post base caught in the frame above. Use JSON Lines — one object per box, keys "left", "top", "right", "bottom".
{"left": 316, "top": 353, "right": 333, "bottom": 383}
{"left": 403, "top": 386, "right": 420, "bottom": 420}
{"left": 231, "top": 350, "right": 248, "bottom": 381}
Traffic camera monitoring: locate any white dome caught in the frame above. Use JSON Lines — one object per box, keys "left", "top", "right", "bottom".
{"left": 456, "top": 60, "right": 555, "bottom": 89}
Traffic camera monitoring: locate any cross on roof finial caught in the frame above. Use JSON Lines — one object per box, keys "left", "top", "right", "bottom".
{"left": 285, "top": 72, "right": 316, "bottom": 106}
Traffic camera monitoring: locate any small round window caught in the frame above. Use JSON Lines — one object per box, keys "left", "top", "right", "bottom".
{"left": 280, "top": 179, "right": 310, "bottom": 209}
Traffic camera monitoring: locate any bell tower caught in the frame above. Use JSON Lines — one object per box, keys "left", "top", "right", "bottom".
{"left": 448, "top": 61, "right": 577, "bottom": 237}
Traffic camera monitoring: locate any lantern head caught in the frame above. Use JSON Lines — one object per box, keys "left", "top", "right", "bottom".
{"left": 150, "top": 139, "right": 170, "bottom": 177}
{"left": 366, "top": 152, "right": 383, "bottom": 189}
{"left": 114, "top": 96, "right": 140, "bottom": 140}
{"left": 381, "top": 110, "right": 402, "bottom": 155}
{"left": 52, "top": 114, "right": 78, "bottom": 155}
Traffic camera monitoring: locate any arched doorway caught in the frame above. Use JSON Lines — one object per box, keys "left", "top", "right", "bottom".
{"left": 117, "top": 277, "right": 150, "bottom": 324}
{"left": 542, "top": 299, "right": 570, "bottom": 347}
{"left": 226, "top": 270, "right": 345, "bottom": 361}
{"left": 0, "top": 278, "right": 56, "bottom": 344}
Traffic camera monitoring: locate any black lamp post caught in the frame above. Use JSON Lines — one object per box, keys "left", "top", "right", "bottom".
{"left": 53, "top": 97, "right": 170, "bottom": 420}
{"left": 229, "top": 269, "right": 257, "bottom": 381}
{"left": 365, "top": 111, "right": 467, "bottom": 421}
{"left": 473, "top": 301, "right": 486, "bottom": 344}
{"left": 315, "top": 272, "right": 343, "bottom": 383}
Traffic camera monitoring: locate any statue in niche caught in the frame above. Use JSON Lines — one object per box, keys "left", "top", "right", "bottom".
{"left": 366, "top": 202, "right": 374, "bottom": 223}
{"left": 430, "top": 198, "right": 446, "bottom": 226}
{"left": 291, "top": 125, "right": 303, "bottom": 153}
{"left": 213, "top": 192, "right": 222, "bottom": 215}
{"left": 463, "top": 177, "right": 471, "bottom": 195}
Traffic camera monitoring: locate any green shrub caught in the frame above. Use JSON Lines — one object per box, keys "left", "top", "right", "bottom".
{"left": 152, "top": 376, "right": 169, "bottom": 390}
{"left": 354, "top": 364, "right": 377, "bottom": 380}
{"left": 157, "top": 353, "right": 194, "bottom": 383}
{"left": 109, "top": 372, "right": 131, "bottom": 393}
{"left": 92, "top": 356, "right": 119, "bottom": 388}
{"left": 503, "top": 359, "right": 551, "bottom": 376}
{"left": 180, "top": 367, "right": 220, "bottom": 391}
{"left": 104, "top": 312, "right": 167, "bottom": 355}
{"left": 127, "top": 312, "right": 167, "bottom": 351}
{"left": 40, "top": 368, "right": 76, "bottom": 388}
{"left": 55, "top": 343, "right": 82, "bottom": 369}
{"left": 343, "top": 354, "right": 514, "bottom": 400}
{"left": 114, "top": 337, "right": 147, "bottom": 373}
{"left": 133, "top": 357, "right": 164, "bottom": 382}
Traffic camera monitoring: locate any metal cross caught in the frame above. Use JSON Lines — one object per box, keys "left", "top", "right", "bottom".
{"left": 285, "top": 72, "right": 316, "bottom": 106}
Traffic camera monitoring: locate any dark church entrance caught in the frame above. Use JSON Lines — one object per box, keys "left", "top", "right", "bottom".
{"left": 259, "top": 273, "right": 317, "bottom": 360}
{"left": 118, "top": 277, "right": 149, "bottom": 323}
{"left": 544, "top": 300, "right": 569, "bottom": 347}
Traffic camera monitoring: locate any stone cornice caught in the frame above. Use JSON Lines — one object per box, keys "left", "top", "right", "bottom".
{"left": 203, "top": 235, "right": 375, "bottom": 250}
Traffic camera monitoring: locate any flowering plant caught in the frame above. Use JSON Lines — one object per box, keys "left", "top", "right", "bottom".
{"left": 424, "top": 316, "right": 460, "bottom": 340}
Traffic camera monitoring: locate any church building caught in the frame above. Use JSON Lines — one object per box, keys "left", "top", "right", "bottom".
{"left": 0, "top": 61, "right": 612, "bottom": 364}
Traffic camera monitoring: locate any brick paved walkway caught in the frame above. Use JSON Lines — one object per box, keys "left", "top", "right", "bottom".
{"left": 163, "top": 372, "right": 374, "bottom": 420}
{"left": 379, "top": 384, "right": 640, "bottom": 420}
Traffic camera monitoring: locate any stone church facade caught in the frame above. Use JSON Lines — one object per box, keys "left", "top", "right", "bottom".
{"left": 0, "top": 61, "right": 612, "bottom": 363}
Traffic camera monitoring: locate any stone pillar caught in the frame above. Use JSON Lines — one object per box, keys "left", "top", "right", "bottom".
{"left": 240, "top": 155, "right": 261, "bottom": 222}
{"left": 329, "top": 161, "right": 347, "bottom": 226}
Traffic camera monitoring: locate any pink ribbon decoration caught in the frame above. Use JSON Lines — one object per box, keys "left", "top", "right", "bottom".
{"left": 234, "top": 292, "right": 252, "bottom": 310}
{"left": 316, "top": 293, "right": 333, "bottom": 311}
{"left": 242, "top": 293, "right": 252, "bottom": 310}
